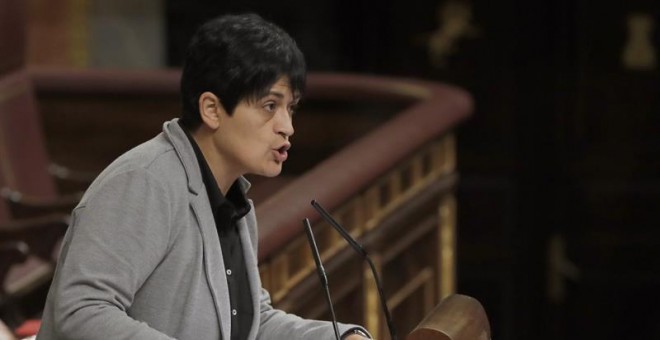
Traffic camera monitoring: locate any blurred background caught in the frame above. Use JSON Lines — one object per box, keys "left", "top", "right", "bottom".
{"left": 12, "top": 0, "right": 660, "bottom": 339}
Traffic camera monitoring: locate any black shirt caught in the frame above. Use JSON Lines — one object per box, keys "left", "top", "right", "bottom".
{"left": 181, "top": 122, "right": 254, "bottom": 340}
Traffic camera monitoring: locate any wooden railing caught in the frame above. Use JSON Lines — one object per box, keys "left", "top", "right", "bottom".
{"left": 30, "top": 70, "right": 473, "bottom": 339}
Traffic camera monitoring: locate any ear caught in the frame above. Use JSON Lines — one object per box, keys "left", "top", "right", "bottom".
{"left": 198, "top": 91, "right": 226, "bottom": 130}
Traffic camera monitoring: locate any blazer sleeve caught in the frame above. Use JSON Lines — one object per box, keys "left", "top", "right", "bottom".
{"left": 40, "top": 169, "right": 176, "bottom": 340}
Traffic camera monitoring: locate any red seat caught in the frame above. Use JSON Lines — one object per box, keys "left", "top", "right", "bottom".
{"left": 0, "top": 215, "right": 67, "bottom": 334}
{"left": 0, "top": 70, "right": 58, "bottom": 200}
{"left": 14, "top": 318, "right": 40, "bottom": 338}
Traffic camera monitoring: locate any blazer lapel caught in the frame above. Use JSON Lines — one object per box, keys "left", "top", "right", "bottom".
{"left": 238, "top": 205, "right": 262, "bottom": 340}
{"left": 190, "top": 193, "right": 232, "bottom": 340}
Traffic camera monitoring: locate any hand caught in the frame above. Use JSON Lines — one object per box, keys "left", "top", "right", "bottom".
{"left": 0, "top": 320, "right": 17, "bottom": 340}
{"left": 343, "top": 335, "right": 371, "bottom": 340}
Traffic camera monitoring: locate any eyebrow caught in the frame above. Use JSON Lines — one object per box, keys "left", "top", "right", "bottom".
{"left": 266, "top": 91, "right": 285, "bottom": 99}
{"left": 264, "top": 90, "right": 300, "bottom": 103}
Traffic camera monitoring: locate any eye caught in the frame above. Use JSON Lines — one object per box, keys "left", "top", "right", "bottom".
{"left": 263, "top": 102, "right": 276, "bottom": 113}
{"left": 288, "top": 103, "right": 299, "bottom": 116}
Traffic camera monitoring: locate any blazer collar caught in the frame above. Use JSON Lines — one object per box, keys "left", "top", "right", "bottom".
{"left": 161, "top": 118, "right": 252, "bottom": 195}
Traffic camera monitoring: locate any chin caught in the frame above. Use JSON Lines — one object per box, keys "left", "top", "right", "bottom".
{"left": 256, "top": 166, "right": 283, "bottom": 178}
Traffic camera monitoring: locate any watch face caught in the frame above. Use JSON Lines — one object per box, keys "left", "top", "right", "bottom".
{"left": 343, "top": 328, "right": 369, "bottom": 339}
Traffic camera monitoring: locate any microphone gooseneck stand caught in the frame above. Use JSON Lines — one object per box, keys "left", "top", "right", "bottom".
{"left": 303, "top": 218, "right": 341, "bottom": 340}
{"left": 311, "top": 200, "right": 398, "bottom": 340}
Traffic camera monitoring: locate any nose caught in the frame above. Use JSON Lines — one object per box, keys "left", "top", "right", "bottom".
{"left": 275, "top": 110, "right": 294, "bottom": 139}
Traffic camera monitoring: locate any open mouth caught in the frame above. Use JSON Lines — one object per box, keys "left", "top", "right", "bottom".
{"left": 275, "top": 144, "right": 290, "bottom": 162}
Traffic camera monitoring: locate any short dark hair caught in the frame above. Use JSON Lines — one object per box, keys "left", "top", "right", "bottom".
{"left": 179, "top": 13, "right": 306, "bottom": 130}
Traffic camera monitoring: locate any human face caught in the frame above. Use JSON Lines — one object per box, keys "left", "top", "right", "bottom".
{"left": 213, "top": 76, "right": 298, "bottom": 179}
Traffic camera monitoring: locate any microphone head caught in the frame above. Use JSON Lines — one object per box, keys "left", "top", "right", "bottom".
{"left": 311, "top": 200, "right": 368, "bottom": 258}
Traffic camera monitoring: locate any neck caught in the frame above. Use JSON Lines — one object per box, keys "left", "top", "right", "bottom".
{"left": 190, "top": 127, "right": 239, "bottom": 196}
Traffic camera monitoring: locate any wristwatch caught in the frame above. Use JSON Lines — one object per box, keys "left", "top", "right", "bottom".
{"left": 342, "top": 328, "right": 370, "bottom": 339}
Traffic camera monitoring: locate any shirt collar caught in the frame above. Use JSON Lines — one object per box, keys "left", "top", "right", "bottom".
{"left": 179, "top": 121, "right": 251, "bottom": 222}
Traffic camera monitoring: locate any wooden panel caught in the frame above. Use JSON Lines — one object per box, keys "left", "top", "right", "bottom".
{"left": 261, "top": 139, "right": 460, "bottom": 339}
{"left": 27, "top": 0, "right": 87, "bottom": 67}
{"left": 38, "top": 93, "right": 178, "bottom": 171}
{"left": 0, "top": 0, "right": 26, "bottom": 74}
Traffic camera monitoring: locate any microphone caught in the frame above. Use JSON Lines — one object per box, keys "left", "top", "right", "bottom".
{"left": 303, "top": 218, "right": 341, "bottom": 340}
{"left": 312, "top": 200, "right": 398, "bottom": 340}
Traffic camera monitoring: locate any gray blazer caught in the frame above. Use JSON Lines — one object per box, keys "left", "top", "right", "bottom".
{"left": 37, "top": 119, "right": 366, "bottom": 340}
